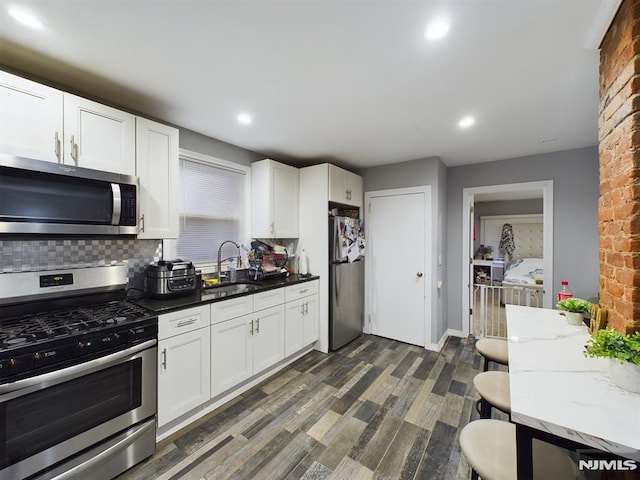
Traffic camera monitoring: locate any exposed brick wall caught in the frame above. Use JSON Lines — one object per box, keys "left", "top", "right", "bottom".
{"left": 599, "top": 0, "right": 640, "bottom": 333}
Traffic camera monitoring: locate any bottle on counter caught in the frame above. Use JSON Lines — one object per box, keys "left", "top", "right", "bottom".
{"left": 557, "top": 280, "right": 573, "bottom": 302}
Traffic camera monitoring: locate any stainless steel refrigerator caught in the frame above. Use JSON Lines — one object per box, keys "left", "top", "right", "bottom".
{"left": 329, "top": 214, "right": 365, "bottom": 351}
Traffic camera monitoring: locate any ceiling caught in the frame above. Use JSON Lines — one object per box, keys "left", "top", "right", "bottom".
{"left": 0, "top": 1, "right": 616, "bottom": 169}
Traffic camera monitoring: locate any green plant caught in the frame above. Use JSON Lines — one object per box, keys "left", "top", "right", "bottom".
{"left": 584, "top": 328, "right": 640, "bottom": 365}
{"left": 556, "top": 297, "right": 591, "bottom": 313}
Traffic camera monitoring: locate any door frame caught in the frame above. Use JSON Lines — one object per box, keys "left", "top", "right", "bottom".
{"left": 364, "top": 186, "right": 432, "bottom": 348}
{"left": 461, "top": 180, "right": 554, "bottom": 336}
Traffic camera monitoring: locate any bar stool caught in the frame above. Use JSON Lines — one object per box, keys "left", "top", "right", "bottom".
{"left": 460, "top": 419, "right": 577, "bottom": 480}
{"left": 473, "top": 371, "right": 510, "bottom": 419}
{"left": 476, "top": 338, "right": 509, "bottom": 371}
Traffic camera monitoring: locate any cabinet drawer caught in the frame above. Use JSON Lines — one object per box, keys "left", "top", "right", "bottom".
{"left": 254, "top": 288, "right": 285, "bottom": 311}
{"left": 211, "top": 295, "right": 254, "bottom": 324}
{"left": 285, "top": 280, "right": 319, "bottom": 302}
{"left": 158, "top": 305, "right": 210, "bottom": 340}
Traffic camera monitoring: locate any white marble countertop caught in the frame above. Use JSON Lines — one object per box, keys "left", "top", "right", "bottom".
{"left": 506, "top": 305, "right": 640, "bottom": 461}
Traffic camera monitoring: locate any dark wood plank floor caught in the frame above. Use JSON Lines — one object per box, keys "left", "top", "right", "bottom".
{"left": 118, "top": 334, "right": 484, "bottom": 480}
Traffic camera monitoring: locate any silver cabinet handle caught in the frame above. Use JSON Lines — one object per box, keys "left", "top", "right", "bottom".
{"left": 161, "top": 348, "right": 167, "bottom": 370}
{"left": 304, "top": 302, "right": 309, "bottom": 314}
{"left": 70, "top": 135, "right": 78, "bottom": 162}
{"left": 299, "top": 288, "right": 309, "bottom": 294}
{"left": 250, "top": 320, "right": 254, "bottom": 336}
{"left": 54, "top": 131, "right": 61, "bottom": 161}
{"left": 140, "top": 213, "right": 145, "bottom": 233}
{"left": 300, "top": 304, "right": 305, "bottom": 315}
{"left": 177, "top": 317, "right": 197, "bottom": 328}
{"left": 270, "top": 222, "right": 275, "bottom": 234}
{"left": 255, "top": 318, "right": 260, "bottom": 333}
{"left": 417, "top": 272, "right": 423, "bottom": 278}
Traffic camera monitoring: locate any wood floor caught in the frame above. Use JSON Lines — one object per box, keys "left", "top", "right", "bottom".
{"left": 118, "top": 334, "right": 484, "bottom": 480}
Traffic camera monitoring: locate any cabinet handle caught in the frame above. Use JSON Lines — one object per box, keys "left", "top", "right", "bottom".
{"left": 161, "top": 348, "right": 167, "bottom": 370}
{"left": 70, "top": 135, "right": 78, "bottom": 162}
{"left": 54, "top": 131, "right": 61, "bottom": 161}
{"left": 304, "top": 302, "right": 309, "bottom": 314}
{"left": 250, "top": 320, "right": 254, "bottom": 336}
{"left": 140, "top": 213, "right": 145, "bottom": 233}
{"left": 300, "top": 304, "right": 305, "bottom": 315}
{"left": 270, "top": 222, "right": 274, "bottom": 234}
{"left": 177, "top": 318, "right": 197, "bottom": 328}
{"left": 299, "top": 288, "right": 309, "bottom": 294}
{"left": 255, "top": 318, "right": 260, "bottom": 333}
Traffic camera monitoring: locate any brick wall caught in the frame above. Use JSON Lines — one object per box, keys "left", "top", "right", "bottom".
{"left": 599, "top": 0, "right": 640, "bottom": 333}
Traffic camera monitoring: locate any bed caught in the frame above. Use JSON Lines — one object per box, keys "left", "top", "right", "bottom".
{"left": 502, "top": 257, "right": 544, "bottom": 307}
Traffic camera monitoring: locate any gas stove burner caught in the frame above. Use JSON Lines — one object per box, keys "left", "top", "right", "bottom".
{"left": 6, "top": 336, "right": 35, "bottom": 346}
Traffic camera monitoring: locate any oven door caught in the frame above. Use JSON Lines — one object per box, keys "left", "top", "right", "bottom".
{"left": 0, "top": 340, "right": 157, "bottom": 480}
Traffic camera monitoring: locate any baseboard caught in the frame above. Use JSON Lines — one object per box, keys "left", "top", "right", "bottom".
{"left": 426, "top": 329, "right": 466, "bottom": 352}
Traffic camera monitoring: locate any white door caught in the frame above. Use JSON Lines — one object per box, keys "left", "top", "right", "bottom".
{"left": 253, "top": 305, "right": 285, "bottom": 372}
{"left": 367, "top": 189, "right": 428, "bottom": 346}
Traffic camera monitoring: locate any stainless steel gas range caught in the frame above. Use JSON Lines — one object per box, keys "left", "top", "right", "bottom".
{"left": 0, "top": 264, "right": 158, "bottom": 480}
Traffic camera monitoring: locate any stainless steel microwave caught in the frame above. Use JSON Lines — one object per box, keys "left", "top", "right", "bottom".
{"left": 0, "top": 154, "right": 138, "bottom": 235}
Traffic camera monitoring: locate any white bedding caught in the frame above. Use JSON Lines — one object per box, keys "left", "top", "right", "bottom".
{"left": 503, "top": 257, "right": 543, "bottom": 286}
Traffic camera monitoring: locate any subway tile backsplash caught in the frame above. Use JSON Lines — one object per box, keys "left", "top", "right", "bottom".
{"left": 0, "top": 238, "right": 162, "bottom": 286}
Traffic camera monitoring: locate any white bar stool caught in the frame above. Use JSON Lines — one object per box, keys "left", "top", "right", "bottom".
{"left": 475, "top": 338, "right": 509, "bottom": 371}
{"left": 473, "top": 371, "right": 510, "bottom": 419}
{"left": 460, "top": 419, "right": 577, "bottom": 480}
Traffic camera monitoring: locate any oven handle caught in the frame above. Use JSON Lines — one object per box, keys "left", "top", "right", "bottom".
{"left": 48, "top": 418, "right": 155, "bottom": 480}
{"left": 0, "top": 339, "right": 157, "bottom": 395}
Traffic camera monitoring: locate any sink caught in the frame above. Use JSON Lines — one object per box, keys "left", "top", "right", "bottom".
{"left": 201, "top": 283, "right": 252, "bottom": 297}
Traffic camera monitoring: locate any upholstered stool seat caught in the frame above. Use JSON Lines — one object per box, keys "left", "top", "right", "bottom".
{"left": 460, "top": 419, "right": 577, "bottom": 480}
{"left": 473, "top": 371, "right": 511, "bottom": 418}
{"left": 476, "top": 338, "right": 509, "bottom": 371}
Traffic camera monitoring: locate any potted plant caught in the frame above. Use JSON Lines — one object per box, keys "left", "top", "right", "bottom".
{"left": 584, "top": 328, "right": 640, "bottom": 393}
{"left": 556, "top": 298, "right": 591, "bottom": 325}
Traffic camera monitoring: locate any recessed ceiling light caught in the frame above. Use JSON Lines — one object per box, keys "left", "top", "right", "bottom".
{"left": 425, "top": 18, "right": 450, "bottom": 41}
{"left": 9, "top": 6, "right": 43, "bottom": 30}
{"left": 237, "top": 113, "right": 252, "bottom": 125}
{"left": 458, "top": 116, "right": 475, "bottom": 129}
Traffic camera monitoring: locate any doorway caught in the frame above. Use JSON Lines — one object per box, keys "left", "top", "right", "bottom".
{"left": 365, "top": 186, "right": 431, "bottom": 347}
{"left": 461, "top": 181, "right": 554, "bottom": 337}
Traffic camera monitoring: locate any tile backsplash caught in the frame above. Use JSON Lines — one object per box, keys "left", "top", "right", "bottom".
{"left": 0, "top": 238, "right": 162, "bottom": 286}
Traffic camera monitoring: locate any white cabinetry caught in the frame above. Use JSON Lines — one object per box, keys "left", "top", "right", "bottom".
{"left": 0, "top": 70, "right": 137, "bottom": 176}
{"left": 211, "top": 291, "right": 285, "bottom": 397}
{"left": 329, "top": 164, "right": 363, "bottom": 208}
{"left": 0, "top": 71, "right": 63, "bottom": 163}
{"left": 157, "top": 305, "right": 211, "bottom": 427}
{"left": 251, "top": 159, "right": 299, "bottom": 238}
{"left": 63, "top": 93, "right": 136, "bottom": 175}
{"left": 284, "top": 280, "right": 319, "bottom": 356}
{"left": 136, "top": 117, "right": 179, "bottom": 239}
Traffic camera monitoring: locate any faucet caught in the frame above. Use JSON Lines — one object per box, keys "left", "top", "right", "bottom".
{"left": 217, "top": 240, "right": 241, "bottom": 282}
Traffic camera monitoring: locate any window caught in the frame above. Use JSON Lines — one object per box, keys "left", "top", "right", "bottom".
{"left": 172, "top": 150, "right": 250, "bottom": 268}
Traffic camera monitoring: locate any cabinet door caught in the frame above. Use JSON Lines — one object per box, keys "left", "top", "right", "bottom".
{"left": 253, "top": 305, "right": 285, "bottom": 373}
{"left": 345, "top": 170, "right": 363, "bottom": 209}
{"left": 211, "top": 313, "right": 253, "bottom": 396}
{"left": 0, "top": 71, "right": 63, "bottom": 163}
{"left": 136, "top": 117, "right": 179, "bottom": 239}
{"left": 158, "top": 327, "right": 211, "bottom": 427}
{"left": 284, "top": 298, "right": 304, "bottom": 356}
{"left": 63, "top": 93, "right": 135, "bottom": 175}
{"left": 302, "top": 294, "right": 319, "bottom": 346}
{"left": 271, "top": 162, "right": 299, "bottom": 237}
{"left": 328, "top": 164, "right": 347, "bottom": 204}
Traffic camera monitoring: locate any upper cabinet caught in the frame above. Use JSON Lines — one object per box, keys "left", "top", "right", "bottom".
{"left": 251, "top": 159, "right": 299, "bottom": 238}
{"left": 63, "top": 94, "right": 136, "bottom": 175}
{"left": 328, "top": 164, "right": 363, "bottom": 209}
{"left": 136, "top": 117, "right": 179, "bottom": 239}
{"left": 0, "top": 70, "right": 136, "bottom": 175}
{"left": 0, "top": 71, "right": 64, "bottom": 163}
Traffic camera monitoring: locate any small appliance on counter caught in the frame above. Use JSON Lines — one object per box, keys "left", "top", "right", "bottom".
{"left": 145, "top": 259, "right": 198, "bottom": 298}
{"left": 248, "top": 240, "right": 289, "bottom": 280}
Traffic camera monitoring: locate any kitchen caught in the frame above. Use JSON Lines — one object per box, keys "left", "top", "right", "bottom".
{"left": 0, "top": 1, "right": 636, "bottom": 479}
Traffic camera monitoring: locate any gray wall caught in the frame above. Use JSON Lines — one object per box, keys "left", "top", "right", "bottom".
{"left": 179, "top": 129, "right": 265, "bottom": 166}
{"left": 473, "top": 199, "right": 543, "bottom": 253}
{"left": 362, "top": 156, "right": 448, "bottom": 344}
{"left": 446, "top": 146, "right": 600, "bottom": 331}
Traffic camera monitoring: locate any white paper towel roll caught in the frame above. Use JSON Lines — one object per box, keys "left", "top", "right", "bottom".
{"left": 299, "top": 249, "right": 308, "bottom": 275}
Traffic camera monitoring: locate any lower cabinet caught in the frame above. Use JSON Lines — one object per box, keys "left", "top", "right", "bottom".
{"left": 211, "top": 296, "right": 285, "bottom": 397}
{"left": 157, "top": 305, "right": 211, "bottom": 427}
{"left": 285, "top": 281, "right": 319, "bottom": 356}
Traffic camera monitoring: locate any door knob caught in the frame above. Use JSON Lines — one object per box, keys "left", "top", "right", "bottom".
{"left": 416, "top": 272, "right": 423, "bottom": 277}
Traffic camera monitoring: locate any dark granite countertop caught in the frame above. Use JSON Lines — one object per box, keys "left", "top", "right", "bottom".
{"left": 132, "top": 274, "right": 319, "bottom": 315}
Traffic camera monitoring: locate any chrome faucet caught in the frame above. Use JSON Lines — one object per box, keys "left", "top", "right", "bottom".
{"left": 217, "top": 240, "right": 241, "bottom": 282}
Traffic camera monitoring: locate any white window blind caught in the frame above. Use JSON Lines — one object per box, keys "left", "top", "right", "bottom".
{"left": 176, "top": 156, "right": 246, "bottom": 264}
